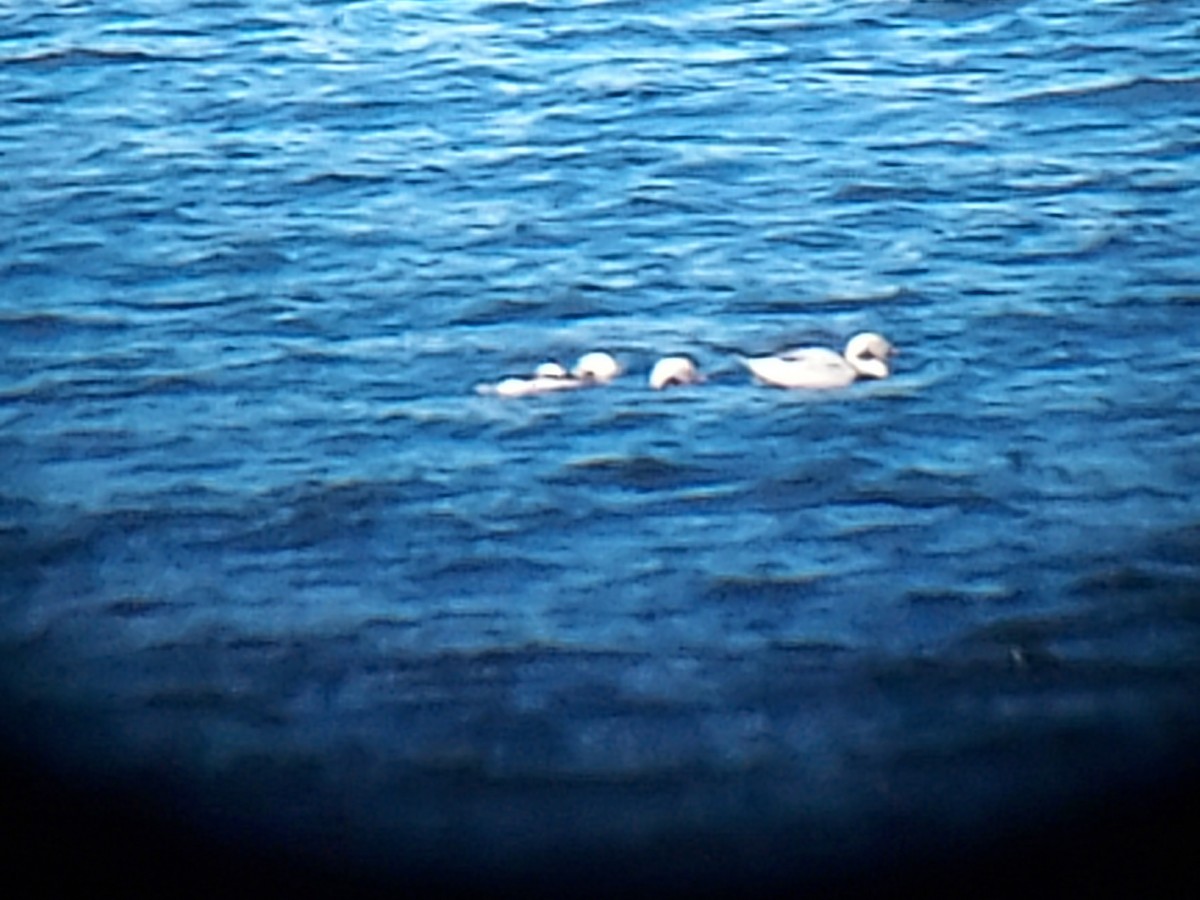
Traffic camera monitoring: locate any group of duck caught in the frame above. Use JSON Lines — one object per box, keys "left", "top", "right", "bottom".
{"left": 476, "top": 332, "right": 896, "bottom": 397}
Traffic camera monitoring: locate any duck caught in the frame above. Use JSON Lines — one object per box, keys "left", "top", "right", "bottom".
{"left": 649, "top": 356, "right": 704, "bottom": 390}
{"left": 741, "top": 332, "right": 895, "bottom": 389}
{"left": 572, "top": 351, "right": 622, "bottom": 384}
{"left": 478, "top": 352, "right": 622, "bottom": 397}
{"left": 478, "top": 361, "right": 579, "bottom": 397}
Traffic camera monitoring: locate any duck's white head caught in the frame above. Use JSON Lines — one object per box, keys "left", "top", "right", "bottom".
{"left": 534, "top": 361, "right": 570, "bottom": 379}
{"left": 844, "top": 332, "right": 895, "bottom": 380}
{"left": 572, "top": 351, "right": 622, "bottom": 384}
{"left": 649, "top": 356, "right": 704, "bottom": 390}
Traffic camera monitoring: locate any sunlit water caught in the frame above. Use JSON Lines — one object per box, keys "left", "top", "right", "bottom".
{"left": 2, "top": 0, "right": 1199, "bottom": 890}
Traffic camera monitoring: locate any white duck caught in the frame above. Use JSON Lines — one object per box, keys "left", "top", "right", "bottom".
{"left": 482, "top": 361, "right": 578, "bottom": 397}
{"left": 572, "top": 351, "right": 622, "bottom": 384}
{"left": 741, "top": 332, "right": 895, "bottom": 389}
{"left": 478, "top": 352, "right": 622, "bottom": 397}
{"left": 649, "top": 356, "right": 704, "bottom": 390}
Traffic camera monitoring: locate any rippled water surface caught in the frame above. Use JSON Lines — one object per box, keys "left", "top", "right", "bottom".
{"left": 3, "top": 0, "right": 1199, "bottom": 891}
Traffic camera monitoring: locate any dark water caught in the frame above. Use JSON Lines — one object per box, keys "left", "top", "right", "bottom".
{"left": 2, "top": 0, "right": 1199, "bottom": 894}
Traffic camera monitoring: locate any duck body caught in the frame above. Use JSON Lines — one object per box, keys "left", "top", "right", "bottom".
{"left": 476, "top": 361, "right": 574, "bottom": 397}
{"left": 478, "top": 353, "right": 621, "bottom": 397}
{"left": 489, "top": 372, "right": 579, "bottom": 398}
{"left": 742, "top": 332, "right": 894, "bottom": 389}
{"left": 649, "top": 356, "right": 704, "bottom": 390}
{"left": 572, "top": 351, "right": 622, "bottom": 384}
{"left": 742, "top": 346, "right": 859, "bottom": 389}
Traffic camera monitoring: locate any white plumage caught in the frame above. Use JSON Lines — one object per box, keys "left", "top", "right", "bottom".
{"left": 741, "top": 332, "right": 895, "bottom": 389}
{"left": 649, "top": 356, "right": 704, "bottom": 390}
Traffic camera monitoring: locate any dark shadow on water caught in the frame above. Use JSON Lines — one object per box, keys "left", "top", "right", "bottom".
{"left": 1, "top": 739, "right": 1196, "bottom": 899}
{"left": 3, "top": 504, "right": 1199, "bottom": 897}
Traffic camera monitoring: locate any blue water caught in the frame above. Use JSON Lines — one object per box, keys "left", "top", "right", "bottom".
{"left": 2, "top": 0, "right": 1199, "bottom": 890}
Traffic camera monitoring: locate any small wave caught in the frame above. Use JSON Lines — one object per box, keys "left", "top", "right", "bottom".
{"left": 428, "top": 553, "right": 565, "bottom": 583}
{"left": 2, "top": 46, "right": 185, "bottom": 69}
{"left": 705, "top": 572, "right": 828, "bottom": 604}
{"left": 103, "top": 596, "right": 175, "bottom": 619}
{"left": 0, "top": 310, "right": 127, "bottom": 339}
{"left": 831, "top": 182, "right": 949, "bottom": 203}
{"left": 290, "top": 170, "right": 395, "bottom": 192}
{"left": 1007, "top": 75, "right": 1200, "bottom": 109}
{"left": 554, "top": 454, "right": 722, "bottom": 492}
{"left": 451, "top": 295, "right": 608, "bottom": 326}
{"left": 849, "top": 469, "right": 1007, "bottom": 513}
{"left": 904, "top": 585, "right": 1023, "bottom": 607}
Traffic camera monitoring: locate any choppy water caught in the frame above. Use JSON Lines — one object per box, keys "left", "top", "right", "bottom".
{"left": 2, "top": 0, "right": 1199, "bottom": 892}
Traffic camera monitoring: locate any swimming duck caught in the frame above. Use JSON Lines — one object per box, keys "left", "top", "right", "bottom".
{"left": 478, "top": 361, "right": 579, "bottom": 397}
{"left": 572, "top": 351, "right": 622, "bottom": 384}
{"left": 649, "top": 356, "right": 704, "bottom": 390}
{"left": 478, "top": 352, "right": 622, "bottom": 397}
{"left": 741, "top": 332, "right": 895, "bottom": 389}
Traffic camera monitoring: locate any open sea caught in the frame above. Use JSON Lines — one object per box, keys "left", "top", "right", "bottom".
{"left": 2, "top": 0, "right": 1199, "bottom": 895}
